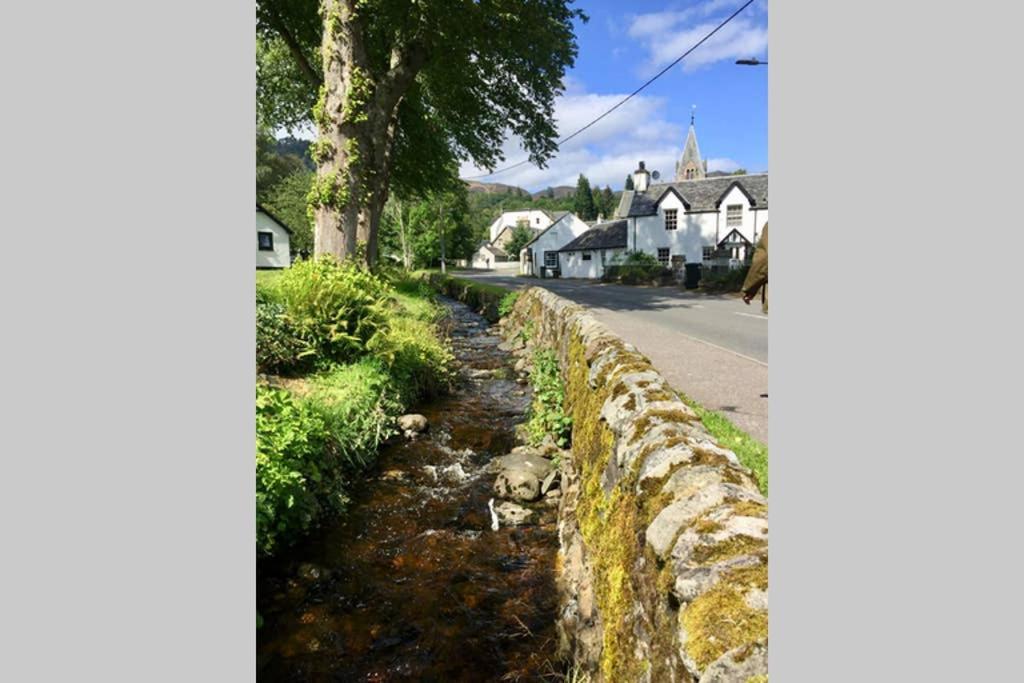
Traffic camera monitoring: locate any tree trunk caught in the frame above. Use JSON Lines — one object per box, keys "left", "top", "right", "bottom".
{"left": 313, "top": 0, "right": 425, "bottom": 267}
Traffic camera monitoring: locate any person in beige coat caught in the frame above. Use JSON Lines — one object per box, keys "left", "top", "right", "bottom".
{"left": 741, "top": 223, "right": 768, "bottom": 314}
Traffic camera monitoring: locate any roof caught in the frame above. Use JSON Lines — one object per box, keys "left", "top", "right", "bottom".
{"left": 679, "top": 124, "right": 703, "bottom": 173}
{"left": 618, "top": 174, "right": 768, "bottom": 217}
{"left": 256, "top": 203, "right": 294, "bottom": 235}
{"left": 521, "top": 211, "right": 577, "bottom": 250}
{"left": 476, "top": 241, "right": 508, "bottom": 258}
{"left": 558, "top": 219, "right": 628, "bottom": 252}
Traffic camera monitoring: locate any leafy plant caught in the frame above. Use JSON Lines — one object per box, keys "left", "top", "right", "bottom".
{"left": 498, "top": 291, "right": 520, "bottom": 318}
{"left": 257, "top": 299, "right": 313, "bottom": 374}
{"left": 256, "top": 383, "right": 331, "bottom": 556}
{"left": 526, "top": 349, "right": 572, "bottom": 448}
{"left": 271, "top": 256, "right": 393, "bottom": 366}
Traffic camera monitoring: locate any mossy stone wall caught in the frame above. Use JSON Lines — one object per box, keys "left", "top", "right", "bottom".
{"left": 502, "top": 287, "right": 769, "bottom": 683}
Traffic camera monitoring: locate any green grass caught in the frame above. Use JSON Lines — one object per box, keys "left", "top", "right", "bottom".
{"left": 256, "top": 269, "right": 284, "bottom": 287}
{"left": 677, "top": 390, "right": 768, "bottom": 496}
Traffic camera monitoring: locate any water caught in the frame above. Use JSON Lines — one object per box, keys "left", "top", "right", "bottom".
{"left": 257, "top": 299, "right": 561, "bottom": 682}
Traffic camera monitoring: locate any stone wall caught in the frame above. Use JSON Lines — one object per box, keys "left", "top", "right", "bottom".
{"left": 499, "top": 287, "right": 768, "bottom": 683}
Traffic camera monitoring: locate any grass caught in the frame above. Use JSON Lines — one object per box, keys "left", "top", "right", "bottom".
{"left": 676, "top": 390, "right": 768, "bottom": 496}
{"left": 256, "top": 269, "right": 285, "bottom": 287}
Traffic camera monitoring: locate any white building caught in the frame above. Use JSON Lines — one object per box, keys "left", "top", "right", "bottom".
{"left": 470, "top": 242, "right": 512, "bottom": 270}
{"left": 556, "top": 219, "right": 629, "bottom": 279}
{"left": 519, "top": 211, "right": 588, "bottom": 277}
{"left": 256, "top": 204, "right": 292, "bottom": 269}
{"left": 486, "top": 209, "right": 556, "bottom": 242}
{"left": 614, "top": 163, "right": 768, "bottom": 273}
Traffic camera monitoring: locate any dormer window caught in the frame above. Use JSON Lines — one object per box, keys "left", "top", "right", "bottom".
{"left": 727, "top": 204, "right": 743, "bottom": 227}
{"left": 664, "top": 208, "right": 678, "bottom": 231}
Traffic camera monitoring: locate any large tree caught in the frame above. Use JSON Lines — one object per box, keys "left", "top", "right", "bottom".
{"left": 257, "top": 0, "right": 583, "bottom": 267}
{"left": 573, "top": 174, "right": 596, "bottom": 221}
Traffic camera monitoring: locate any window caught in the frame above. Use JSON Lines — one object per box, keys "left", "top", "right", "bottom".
{"left": 536, "top": 217, "right": 541, "bottom": 225}
{"left": 727, "top": 204, "right": 743, "bottom": 227}
{"left": 702, "top": 245, "right": 715, "bottom": 260}
{"left": 664, "top": 208, "right": 678, "bottom": 231}
{"left": 544, "top": 251, "right": 558, "bottom": 268}
{"left": 582, "top": 252, "right": 592, "bottom": 261}
{"left": 657, "top": 248, "right": 670, "bottom": 266}
{"left": 258, "top": 231, "right": 274, "bottom": 251}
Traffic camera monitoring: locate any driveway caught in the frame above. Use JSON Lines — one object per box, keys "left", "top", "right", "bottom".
{"left": 456, "top": 270, "right": 768, "bottom": 443}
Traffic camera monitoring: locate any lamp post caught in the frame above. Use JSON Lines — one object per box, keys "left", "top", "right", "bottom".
{"left": 736, "top": 58, "right": 767, "bottom": 65}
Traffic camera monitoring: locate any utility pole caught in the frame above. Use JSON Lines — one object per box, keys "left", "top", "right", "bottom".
{"left": 438, "top": 198, "right": 447, "bottom": 274}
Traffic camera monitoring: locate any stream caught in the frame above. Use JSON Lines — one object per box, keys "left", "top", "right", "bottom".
{"left": 257, "top": 298, "right": 562, "bottom": 682}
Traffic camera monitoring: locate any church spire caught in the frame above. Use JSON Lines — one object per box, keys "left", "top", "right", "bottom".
{"left": 676, "top": 105, "right": 705, "bottom": 182}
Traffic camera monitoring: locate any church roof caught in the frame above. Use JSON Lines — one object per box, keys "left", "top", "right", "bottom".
{"left": 679, "top": 124, "right": 703, "bottom": 170}
{"left": 618, "top": 174, "right": 769, "bottom": 217}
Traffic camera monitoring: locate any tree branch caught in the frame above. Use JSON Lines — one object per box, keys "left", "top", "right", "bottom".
{"left": 265, "top": 6, "right": 322, "bottom": 88}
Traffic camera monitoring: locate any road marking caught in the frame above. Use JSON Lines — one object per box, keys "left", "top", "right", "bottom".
{"left": 735, "top": 312, "right": 768, "bottom": 320}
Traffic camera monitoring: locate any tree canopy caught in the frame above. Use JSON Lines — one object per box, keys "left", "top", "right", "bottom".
{"left": 573, "top": 174, "right": 596, "bottom": 221}
{"left": 257, "top": 0, "right": 586, "bottom": 265}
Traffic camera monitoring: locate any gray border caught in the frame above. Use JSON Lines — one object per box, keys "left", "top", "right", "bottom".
{"left": 773, "top": 0, "right": 1022, "bottom": 679}
{"left": 2, "top": 1, "right": 254, "bottom": 680}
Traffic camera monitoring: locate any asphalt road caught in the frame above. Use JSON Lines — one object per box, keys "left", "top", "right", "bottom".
{"left": 456, "top": 270, "right": 769, "bottom": 443}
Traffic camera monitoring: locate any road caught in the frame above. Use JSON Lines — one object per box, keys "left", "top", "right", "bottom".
{"left": 456, "top": 270, "right": 769, "bottom": 443}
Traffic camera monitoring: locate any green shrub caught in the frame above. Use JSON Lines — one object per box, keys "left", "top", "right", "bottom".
{"left": 256, "top": 383, "right": 332, "bottom": 556}
{"left": 305, "top": 360, "right": 403, "bottom": 470}
{"left": 603, "top": 250, "right": 670, "bottom": 285}
{"left": 256, "top": 299, "right": 312, "bottom": 375}
{"left": 700, "top": 265, "right": 751, "bottom": 293}
{"left": 271, "top": 256, "right": 393, "bottom": 367}
{"left": 369, "top": 315, "right": 454, "bottom": 405}
{"left": 498, "top": 291, "right": 520, "bottom": 318}
{"left": 526, "top": 349, "right": 572, "bottom": 448}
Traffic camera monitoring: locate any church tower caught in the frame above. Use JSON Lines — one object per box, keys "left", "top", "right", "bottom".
{"left": 675, "top": 106, "right": 707, "bottom": 182}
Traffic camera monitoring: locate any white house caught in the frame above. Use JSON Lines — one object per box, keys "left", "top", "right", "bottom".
{"left": 614, "top": 165, "right": 768, "bottom": 272}
{"left": 470, "top": 242, "right": 512, "bottom": 270}
{"left": 556, "top": 219, "right": 629, "bottom": 279}
{"left": 256, "top": 204, "right": 292, "bottom": 269}
{"left": 519, "top": 211, "right": 590, "bottom": 277}
{"left": 486, "top": 209, "right": 556, "bottom": 242}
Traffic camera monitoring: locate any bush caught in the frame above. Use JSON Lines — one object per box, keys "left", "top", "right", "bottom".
{"left": 498, "top": 291, "right": 520, "bottom": 318}
{"left": 603, "top": 251, "right": 671, "bottom": 285}
{"left": 526, "top": 349, "right": 572, "bottom": 448}
{"left": 270, "top": 256, "right": 393, "bottom": 367}
{"left": 369, "top": 314, "right": 454, "bottom": 405}
{"left": 256, "top": 384, "right": 332, "bottom": 556}
{"left": 257, "top": 299, "right": 312, "bottom": 375}
{"left": 700, "top": 265, "right": 751, "bottom": 293}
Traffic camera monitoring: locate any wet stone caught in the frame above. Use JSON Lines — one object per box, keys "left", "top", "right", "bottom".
{"left": 398, "top": 414, "right": 428, "bottom": 435}
{"left": 494, "top": 469, "right": 541, "bottom": 502}
{"left": 494, "top": 501, "right": 535, "bottom": 527}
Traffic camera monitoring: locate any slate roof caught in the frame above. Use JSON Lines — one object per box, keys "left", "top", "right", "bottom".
{"left": 616, "top": 174, "right": 768, "bottom": 217}
{"left": 558, "top": 219, "right": 628, "bottom": 252}
{"left": 476, "top": 241, "right": 508, "bottom": 258}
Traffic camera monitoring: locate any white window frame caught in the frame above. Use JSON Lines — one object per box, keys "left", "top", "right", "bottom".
{"left": 664, "top": 208, "right": 678, "bottom": 231}
{"left": 544, "top": 251, "right": 558, "bottom": 268}
{"left": 726, "top": 204, "right": 743, "bottom": 227}
{"left": 582, "top": 252, "right": 592, "bottom": 261}
{"left": 258, "top": 231, "right": 274, "bottom": 251}
{"left": 702, "top": 245, "right": 715, "bottom": 260}
{"left": 657, "top": 248, "right": 670, "bottom": 266}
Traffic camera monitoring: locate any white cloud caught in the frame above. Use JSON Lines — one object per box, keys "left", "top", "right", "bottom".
{"left": 706, "top": 157, "right": 741, "bottom": 172}
{"left": 628, "top": 0, "right": 768, "bottom": 75}
{"left": 458, "top": 88, "right": 687, "bottom": 191}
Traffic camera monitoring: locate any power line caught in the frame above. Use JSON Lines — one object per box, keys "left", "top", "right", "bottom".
{"left": 461, "top": 0, "right": 757, "bottom": 181}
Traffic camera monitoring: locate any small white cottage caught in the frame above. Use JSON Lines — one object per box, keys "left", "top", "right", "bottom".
{"left": 256, "top": 204, "right": 292, "bottom": 269}
{"left": 519, "top": 211, "right": 590, "bottom": 277}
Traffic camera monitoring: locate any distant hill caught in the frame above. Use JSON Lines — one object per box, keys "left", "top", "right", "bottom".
{"left": 532, "top": 185, "right": 574, "bottom": 199}
{"left": 464, "top": 180, "right": 530, "bottom": 196}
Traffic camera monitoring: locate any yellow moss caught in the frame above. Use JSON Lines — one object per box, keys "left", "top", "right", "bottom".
{"left": 631, "top": 407, "right": 698, "bottom": 445}
{"left": 691, "top": 535, "right": 767, "bottom": 567}
{"left": 693, "top": 515, "right": 724, "bottom": 535}
{"left": 731, "top": 500, "right": 768, "bottom": 518}
{"left": 681, "top": 572, "right": 768, "bottom": 672}
{"left": 747, "top": 676, "right": 768, "bottom": 683}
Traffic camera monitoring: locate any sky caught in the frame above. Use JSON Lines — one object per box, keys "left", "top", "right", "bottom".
{"left": 460, "top": 0, "right": 768, "bottom": 192}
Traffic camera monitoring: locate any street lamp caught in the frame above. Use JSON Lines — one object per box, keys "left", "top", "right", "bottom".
{"left": 736, "top": 58, "right": 767, "bottom": 65}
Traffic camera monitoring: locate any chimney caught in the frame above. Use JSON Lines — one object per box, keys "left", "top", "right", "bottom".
{"left": 632, "top": 160, "right": 651, "bottom": 192}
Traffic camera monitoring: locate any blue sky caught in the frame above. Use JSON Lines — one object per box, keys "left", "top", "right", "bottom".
{"left": 459, "top": 0, "right": 768, "bottom": 191}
